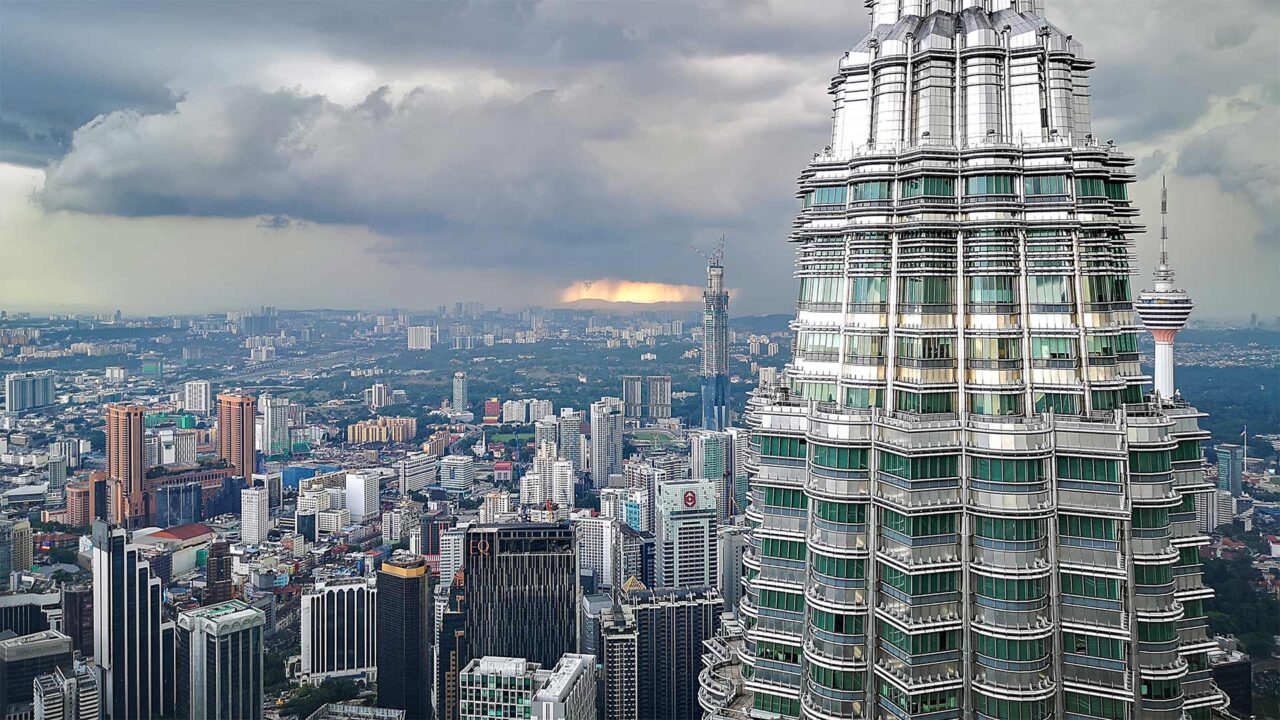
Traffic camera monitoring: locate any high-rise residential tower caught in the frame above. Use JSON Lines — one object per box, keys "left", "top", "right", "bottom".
{"left": 3, "top": 370, "right": 56, "bottom": 413}
{"left": 589, "top": 400, "right": 623, "bottom": 487}
{"left": 183, "top": 379, "right": 212, "bottom": 415}
{"left": 1135, "top": 178, "right": 1195, "bottom": 399}
{"left": 700, "top": 251, "right": 730, "bottom": 431}
{"left": 720, "top": 4, "right": 1227, "bottom": 720}
{"left": 105, "top": 404, "right": 145, "bottom": 528}
{"left": 216, "top": 393, "right": 256, "bottom": 478}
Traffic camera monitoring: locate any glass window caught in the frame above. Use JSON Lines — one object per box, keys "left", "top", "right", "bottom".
{"left": 811, "top": 444, "right": 868, "bottom": 470}
{"left": 1075, "top": 178, "right": 1106, "bottom": 197}
{"left": 972, "top": 574, "right": 1046, "bottom": 600}
{"left": 901, "top": 176, "right": 954, "bottom": 198}
{"left": 1029, "top": 275, "right": 1073, "bottom": 304}
{"left": 1034, "top": 392, "right": 1082, "bottom": 414}
{"left": 798, "top": 277, "right": 845, "bottom": 305}
{"left": 807, "top": 186, "right": 847, "bottom": 206}
{"left": 1059, "top": 514, "right": 1117, "bottom": 539}
{"left": 1105, "top": 181, "right": 1128, "bottom": 200}
{"left": 898, "top": 276, "right": 954, "bottom": 305}
{"left": 964, "top": 175, "right": 1015, "bottom": 195}
{"left": 1031, "top": 336, "right": 1077, "bottom": 359}
{"left": 968, "top": 392, "right": 1023, "bottom": 416}
{"left": 756, "top": 434, "right": 807, "bottom": 458}
{"left": 1057, "top": 457, "right": 1120, "bottom": 483}
{"left": 894, "top": 391, "right": 955, "bottom": 413}
{"left": 849, "top": 180, "right": 891, "bottom": 201}
{"left": 814, "top": 500, "right": 867, "bottom": 524}
{"left": 1064, "top": 692, "right": 1127, "bottom": 720}
{"left": 845, "top": 334, "right": 885, "bottom": 358}
{"left": 898, "top": 335, "right": 954, "bottom": 359}
{"left": 1024, "top": 175, "right": 1067, "bottom": 195}
{"left": 848, "top": 277, "right": 888, "bottom": 305}
{"left": 970, "top": 457, "right": 1045, "bottom": 483}
{"left": 844, "top": 386, "right": 884, "bottom": 409}
{"left": 879, "top": 453, "right": 958, "bottom": 480}
{"left": 1060, "top": 573, "right": 1121, "bottom": 599}
{"left": 967, "top": 276, "right": 1017, "bottom": 304}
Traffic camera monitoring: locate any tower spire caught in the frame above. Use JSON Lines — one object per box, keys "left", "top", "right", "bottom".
{"left": 1155, "top": 175, "right": 1174, "bottom": 286}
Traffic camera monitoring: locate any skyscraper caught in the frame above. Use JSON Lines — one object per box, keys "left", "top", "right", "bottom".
{"left": 377, "top": 553, "right": 431, "bottom": 720}
{"left": 105, "top": 404, "right": 145, "bottom": 527}
{"left": 1215, "top": 443, "right": 1245, "bottom": 498}
{"left": 700, "top": 250, "right": 729, "bottom": 431}
{"left": 646, "top": 376, "right": 672, "bottom": 419}
{"left": 204, "top": 540, "right": 234, "bottom": 606}
{"left": 216, "top": 393, "right": 256, "bottom": 478}
{"left": 175, "top": 600, "right": 265, "bottom": 720}
{"left": 451, "top": 372, "right": 468, "bottom": 411}
{"left": 463, "top": 524, "right": 578, "bottom": 668}
{"left": 240, "top": 486, "right": 270, "bottom": 545}
{"left": 408, "top": 326, "right": 433, "bottom": 350}
{"left": 258, "top": 392, "right": 291, "bottom": 456}
{"left": 0, "top": 630, "right": 72, "bottom": 714}
{"left": 440, "top": 456, "right": 475, "bottom": 494}
{"left": 557, "top": 409, "right": 584, "bottom": 475}
{"left": 92, "top": 521, "right": 173, "bottom": 720}
{"left": 32, "top": 661, "right": 100, "bottom": 720}
{"left": 3, "top": 370, "right": 56, "bottom": 413}
{"left": 689, "top": 430, "right": 732, "bottom": 518}
{"left": 602, "top": 587, "right": 722, "bottom": 720}
{"left": 589, "top": 400, "right": 623, "bottom": 487}
{"left": 300, "top": 577, "right": 378, "bottom": 684}
{"left": 1135, "top": 178, "right": 1195, "bottom": 399}
{"left": 655, "top": 478, "right": 717, "bottom": 589}
{"left": 183, "top": 380, "right": 212, "bottom": 415}
{"left": 620, "top": 376, "right": 644, "bottom": 419}
{"left": 722, "top": 4, "right": 1227, "bottom": 719}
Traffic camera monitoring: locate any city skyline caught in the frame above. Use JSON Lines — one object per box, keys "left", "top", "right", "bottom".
{"left": 1, "top": 1, "right": 1276, "bottom": 318}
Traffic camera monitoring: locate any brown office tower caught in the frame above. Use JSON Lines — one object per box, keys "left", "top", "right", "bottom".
{"left": 205, "top": 541, "right": 234, "bottom": 605}
{"left": 217, "top": 393, "right": 257, "bottom": 478}
{"left": 105, "top": 404, "right": 146, "bottom": 527}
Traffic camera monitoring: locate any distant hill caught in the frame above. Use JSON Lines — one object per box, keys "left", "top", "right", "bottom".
{"left": 730, "top": 314, "right": 792, "bottom": 335}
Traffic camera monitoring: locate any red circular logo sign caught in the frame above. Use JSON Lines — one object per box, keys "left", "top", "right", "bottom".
{"left": 683, "top": 491, "right": 697, "bottom": 507}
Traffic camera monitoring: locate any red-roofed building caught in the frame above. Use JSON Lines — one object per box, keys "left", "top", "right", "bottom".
{"left": 482, "top": 398, "right": 501, "bottom": 425}
{"left": 493, "top": 462, "right": 514, "bottom": 483}
{"left": 150, "top": 523, "right": 217, "bottom": 547}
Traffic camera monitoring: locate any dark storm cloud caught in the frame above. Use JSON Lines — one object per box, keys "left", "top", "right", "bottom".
{"left": 6, "top": 0, "right": 1279, "bottom": 311}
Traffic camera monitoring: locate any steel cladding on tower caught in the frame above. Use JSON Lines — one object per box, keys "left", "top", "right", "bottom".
{"left": 700, "top": 251, "right": 729, "bottom": 431}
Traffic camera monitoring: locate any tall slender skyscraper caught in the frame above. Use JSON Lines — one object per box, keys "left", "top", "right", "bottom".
{"left": 700, "top": 250, "right": 729, "bottom": 431}
{"left": 452, "top": 372, "right": 468, "bottom": 411}
{"left": 1135, "top": 178, "right": 1195, "bottom": 399}
{"left": 216, "top": 393, "right": 256, "bottom": 478}
{"left": 377, "top": 553, "right": 432, "bottom": 720}
{"left": 175, "top": 599, "right": 265, "bottom": 720}
{"left": 719, "top": 4, "right": 1227, "bottom": 720}
{"left": 92, "top": 521, "right": 173, "bottom": 720}
{"left": 105, "top": 404, "right": 145, "bottom": 528}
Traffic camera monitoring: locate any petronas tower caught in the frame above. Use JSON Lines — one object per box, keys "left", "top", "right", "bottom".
{"left": 706, "top": 2, "right": 1230, "bottom": 719}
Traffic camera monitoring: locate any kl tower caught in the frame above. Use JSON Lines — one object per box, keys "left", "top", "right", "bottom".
{"left": 1136, "top": 178, "right": 1195, "bottom": 399}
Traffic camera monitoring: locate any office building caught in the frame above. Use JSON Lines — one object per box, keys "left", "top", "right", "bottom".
{"left": 59, "top": 586, "right": 93, "bottom": 657}
{"left": 348, "top": 416, "right": 418, "bottom": 444}
{"left": 534, "top": 416, "right": 559, "bottom": 456}
{"left": 255, "top": 471, "right": 283, "bottom": 509}
{"left": 32, "top": 662, "right": 100, "bottom": 720}
{"left": 603, "top": 587, "right": 721, "bottom": 720}
{"left": 622, "top": 462, "right": 663, "bottom": 534}
{"left": 92, "top": 521, "right": 173, "bottom": 719}
{"left": 216, "top": 393, "right": 256, "bottom": 478}
{"left": 345, "top": 470, "right": 380, "bottom": 523}
{"left": 183, "top": 380, "right": 213, "bottom": 415}
{"left": 105, "top": 403, "right": 145, "bottom": 528}
{"left": 433, "top": 580, "right": 468, "bottom": 720}
{"left": 301, "top": 577, "right": 378, "bottom": 683}
{"left": 440, "top": 456, "right": 475, "bottom": 494}
{"left": 700, "top": 251, "right": 729, "bottom": 431}
{"left": 722, "top": 4, "right": 1227, "bottom": 718}
{"left": 0, "top": 630, "right": 72, "bottom": 715}
{"left": 689, "top": 430, "right": 731, "bottom": 519}
{"left": 175, "top": 600, "right": 265, "bottom": 720}
{"left": 531, "top": 653, "right": 597, "bottom": 720}
{"left": 408, "top": 326, "right": 433, "bottom": 351}
{"left": 463, "top": 524, "right": 578, "bottom": 668}
{"left": 4, "top": 370, "right": 56, "bottom": 413}
{"left": 646, "top": 376, "right": 672, "bottom": 419}
{"left": 397, "top": 452, "right": 438, "bottom": 494}
{"left": 240, "top": 486, "right": 270, "bottom": 545}
{"left": 377, "top": 553, "right": 431, "bottom": 720}
{"left": 717, "top": 525, "right": 746, "bottom": 619}
{"left": 1216, "top": 443, "right": 1245, "bottom": 497}
{"left": 1135, "top": 178, "right": 1195, "bottom": 400}
{"left": 656, "top": 478, "right": 717, "bottom": 589}
{"left": 365, "top": 383, "right": 391, "bottom": 410}
{"left": 479, "top": 491, "right": 514, "bottom": 524}
{"left": 204, "top": 540, "right": 234, "bottom": 606}
{"left": 258, "top": 392, "right": 291, "bottom": 456}
{"left": 589, "top": 400, "right": 623, "bottom": 488}
{"left": 458, "top": 657, "right": 540, "bottom": 720}
{"left": 451, "top": 372, "right": 468, "bottom": 411}
{"left": 9, "top": 518, "right": 32, "bottom": 577}
{"left": 557, "top": 410, "right": 583, "bottom": 475}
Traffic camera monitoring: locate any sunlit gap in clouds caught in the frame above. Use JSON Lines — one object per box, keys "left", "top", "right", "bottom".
{"left": 558, "top": 279, "right": 703, "bottom": 304}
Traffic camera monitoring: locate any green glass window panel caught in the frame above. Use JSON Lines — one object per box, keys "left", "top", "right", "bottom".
{"left": 1062, "top": 631, "right": 1126, "bottom": 660}
{"left": 850, "top": 180, "right": 892, "bottom": 201}
{"left": 1060, "top": 573, "right": 1121, "bottom": 600}
{"left": 964, "top": 175, "right": 1015, "bottom": 195}
{"left": 790, "top": 380, "right": 837, "bottom": 402}
{"left": 809, "top": 186, "right": 847, "bottom": 206}
{"left": 1129, "top": 450, "right": 1172, "bottom": 473}
{"left": 967, "top": 275, "right": 1017, "bottom": 303}
{"left": 1172, "top": 440, "right": 1201, "bottom": 462}
{"left": 879, "top": 452, "right": 958, "bottom": 480}
{"left": 974, "top": 633, "right": 1047, "bottom": 661}
{"left": 844, "top": 386, "right": 884, "bottom": 409}
{"left": 848, "top": 276, "right": 888, "bottom": 304}
{"left": 811, "top": 552, "right": 865, "bottom": 579}
{"left": 814, "top": 500, "right": 867, "bottom": 524}
{"left": 1137, "top": 621, "right": 1178, "bottom": 643}
{"left": 756, "top": 434, "right": 807, "bottom": 458}
{"left": 1075, "top": 178, "right": 1106, "bottom": 197}
{"left": 898, "top": 276, "right": 954, "bottom": 304}
{"left": 1028, "top": 275, "right": 1073, "bottom": 303}
{"left": 879, "top": 507, "right": 957, "bottom": 537}
{"left": 900, "top": 176, "right": 955, "bottom": 198}
{"left": 844, "top": 334, "right": 885, "bottom": 358}
{"left": 968, "top": 336, "right": 1020, "bottom": 360}
{"left": 973, "top": 694, "right": 1051, "bottom": 720}
{"left": 1133, "top": 563, "right": 1173, "bottom": 586}
{"left": 1057, "top": 456, "right": 1120, "bottom": 483}
{"left": 972, "top": 574, "right": 1046, "bottom": 600}
{"left": 970, "top": 456, "right": 1046, "bottom": 483}
{"left": 894, "top": 391, "right": 955, "bottom": 413}
{"left": 1024, "top": 174, "right": 1068, "bottom": 196}
{"left": 811, "top": 608, "right": 864, "bottom": 635}
{"left": 1031, "top": 336, "right": 1077, "bottom": 359}
{"left": 1059, "top": 514, "right": 1117, "bottom": 539}
{"left": 798, "top": 277, "right": 845, "bottom": 304}
{"left": 1131, "top": 507, "right": 1169, "bottom": 529}
{"left": 1104, "top": 181, "right": 1128, "bottom": 200}
{"left": 811, "top": 444, "right": 868, "bottom": 470}
{"left": 808, "top": 664, "right": 863, "bottom": 691}
{"left": 762, "top": 487, "right": 807, "bottom": 509}
{"left": 756, "top": 640, "right": 801, "bottom": 664}
{"left": 1035, "top": 392, "right": 1082, "bottom": 414}
{"left": 758, "top": 589, "right": 805, "bottom": 613}
{"left": 897, "top": 335, "right": 955, "bottom": 359}
{"left": 1140, "top": 679, "right": 1180, "bottom": 700}
{"left": 1064, "top": 692, "right": 1127, "bottom": 720}
{"left": 973, "top": 516, "right": 1043, "bottom": 541}
{"left": 760, "top": 537, "right": 806, "bottom": 561}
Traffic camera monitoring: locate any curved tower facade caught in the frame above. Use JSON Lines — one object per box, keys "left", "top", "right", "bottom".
{"left": 717, "top": 3, "right": 1229, "bottom": 720}
{"left": 1135, "top": 179, "right": 1194, "bottom": 399}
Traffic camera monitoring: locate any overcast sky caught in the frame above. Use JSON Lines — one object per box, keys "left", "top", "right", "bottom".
{"left": 1, "top": 1, "right": 1276, "bottom": 317}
